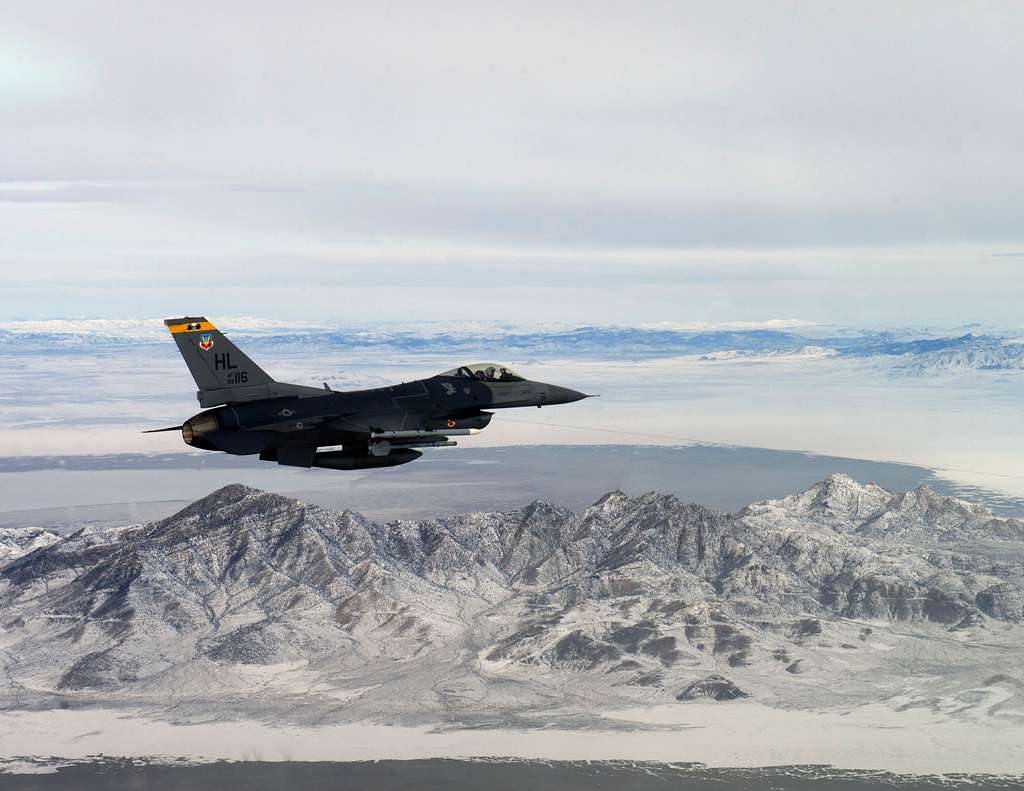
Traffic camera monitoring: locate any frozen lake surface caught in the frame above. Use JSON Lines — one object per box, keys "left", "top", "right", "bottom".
{"left": 1, "top": 444, "right": 1021, "bottom": 533}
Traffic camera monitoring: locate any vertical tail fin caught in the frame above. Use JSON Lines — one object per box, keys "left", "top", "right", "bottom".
{"left": 165, "top": 316, "right": 274, "bottom": 393}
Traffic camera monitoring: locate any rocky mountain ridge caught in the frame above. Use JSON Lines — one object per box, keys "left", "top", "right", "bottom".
{"left": 1, "top": 475, "right": 1022, "bottom": 723}
{"left": 0, "top": 527, "right": 59, "bottom": 566}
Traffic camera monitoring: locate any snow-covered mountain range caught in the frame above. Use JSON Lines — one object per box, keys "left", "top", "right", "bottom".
{"left": 0, "top": 527, "right": 59, "bottom": 567}
{"left": 1, "top": 475, "right": 1022, "bottom": 723}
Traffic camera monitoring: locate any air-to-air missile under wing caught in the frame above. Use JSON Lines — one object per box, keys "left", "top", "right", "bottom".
{"left": 147, "top": 316, "right": 593, "bottom": 470}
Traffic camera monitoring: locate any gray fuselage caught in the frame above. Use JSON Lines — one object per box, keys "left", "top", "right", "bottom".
{"left": 183, "top": 373, "right": 587, "bottom": 468}
{"left": 158, "top": 316, "right": 590, "bottom": 470}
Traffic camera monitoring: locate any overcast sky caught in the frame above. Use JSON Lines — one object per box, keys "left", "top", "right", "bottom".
{"left": 2, "top": 1, "right": 1022, "bottom": 326}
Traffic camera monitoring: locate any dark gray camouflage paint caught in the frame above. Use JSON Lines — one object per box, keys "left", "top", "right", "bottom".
{"left": 163, "top": 316, "right": 588, "bottom": 468}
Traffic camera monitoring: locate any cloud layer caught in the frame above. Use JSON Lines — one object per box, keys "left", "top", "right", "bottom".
{"left": 2, "top": 2, "right": 1022, "bottom": 323}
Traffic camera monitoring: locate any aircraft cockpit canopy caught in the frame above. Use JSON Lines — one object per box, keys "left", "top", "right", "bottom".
{"left": 439, "top": 363, "right": 525, "bottom": 382}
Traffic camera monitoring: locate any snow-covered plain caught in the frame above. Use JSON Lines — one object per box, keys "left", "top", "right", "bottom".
{"left": 1, "top": 700, "right": 1022, "bottom": 776}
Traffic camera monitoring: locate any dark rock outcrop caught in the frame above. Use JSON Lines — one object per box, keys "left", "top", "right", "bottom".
{"left": 676, "top": 674, "right": 750, "bottom": 701}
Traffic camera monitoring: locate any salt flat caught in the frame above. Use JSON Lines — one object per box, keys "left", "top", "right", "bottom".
{"left": 1, "top": 701, "right": 1022, "bottom": 776}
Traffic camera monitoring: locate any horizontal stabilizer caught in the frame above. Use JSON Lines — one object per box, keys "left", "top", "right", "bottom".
{"left": 141, "top": 426, "right": 183, "bottom": 433}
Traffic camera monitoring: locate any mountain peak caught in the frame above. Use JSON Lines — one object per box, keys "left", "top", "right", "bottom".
{"left": 592, "top": 490, "right": 629, "bottom": 507}
{"left": 822, "top": 472, "right": 859, "bottom": 487}
{"left": 203, "top": 482, "right": 264, "bottom": 502}
{"left": 174, "top": 483, "right": 290, "bottom": 514}
{"left": 869, "top": 484, "right": 995, "bottom": 528}
{"left": 521, "top": 499, "right": 570, "bottom": 519}
{"left": 740, "top": 473, "right": 894, "bottom": 531}
{"left": 741, "top": 473, "right": 1020, "bottom": 544}
{"left": 143, "top": 484, "right": 308, "bottom": 542}
{"left": 0, "top": 526, "right": 61, "bottom": 566}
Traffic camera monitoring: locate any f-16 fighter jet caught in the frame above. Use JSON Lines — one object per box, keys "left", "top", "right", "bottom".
{"left": 148, "top": 317, "right": 592, "bottom": 470}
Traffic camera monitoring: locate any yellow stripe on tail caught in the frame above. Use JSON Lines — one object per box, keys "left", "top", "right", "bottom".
{"left": 166, "top": 320, "right": 218, "bottom": 334}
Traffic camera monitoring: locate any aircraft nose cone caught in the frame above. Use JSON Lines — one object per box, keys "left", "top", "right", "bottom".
{"left": 545, "top": 385, "right": 589, "bottom": 405}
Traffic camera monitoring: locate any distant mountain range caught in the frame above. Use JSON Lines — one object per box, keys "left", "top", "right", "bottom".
{"left": 2, "top": 320, "right": 1022, "bottom": 372}
{"left": 2, "top": 476, "right": 1022, "bottom": 722}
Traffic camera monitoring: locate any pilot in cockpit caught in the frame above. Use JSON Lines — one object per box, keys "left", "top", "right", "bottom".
{"left": 445, "top": 364, "right": 524, "bottom": 383}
